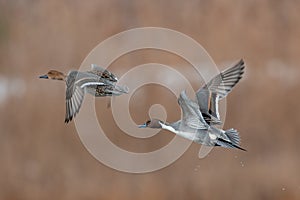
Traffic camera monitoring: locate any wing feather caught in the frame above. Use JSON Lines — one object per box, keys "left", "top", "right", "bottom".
{"left": 196, "top": 59, "right": 245, "bottom": 121}
{"left": 89, "top": 64, "right": 118, "bottom": 82}
{"left": 65, "top": 71, "right": 85, "bottom": 123}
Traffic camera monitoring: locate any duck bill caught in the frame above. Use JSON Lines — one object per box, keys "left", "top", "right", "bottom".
{"left": 39, "top": 74, "right": 48, "bottom": 79}
{"left": 138, "top": 123, "right": 147, "bottom": 128}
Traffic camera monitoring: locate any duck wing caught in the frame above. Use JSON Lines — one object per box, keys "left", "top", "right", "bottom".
{"left": 178, "top": 91, "right": 208, "bottom": 130}
{"left": 65, "top": 71, "right": 108, "bottom": 123}
{"left": 89, "top": 64, "right": 118, "bottom": 82}
{"left": 65, "top": 71, "right": 86, "bottom": 123}
{"left": 196, "top": 59, "right": 245, "bottom": 121}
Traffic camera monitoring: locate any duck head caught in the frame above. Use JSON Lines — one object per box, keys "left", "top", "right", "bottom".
{"left": 138, "top": 119, "right": 164, "bottom": 129}
{"left": 39, "top": 70, "right": 66, "bottom": 81}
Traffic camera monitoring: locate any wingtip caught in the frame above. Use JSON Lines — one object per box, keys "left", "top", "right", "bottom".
{"left": 239, "top": 59, "right": 246, "bottom": 70}
{"left": 64, "top": 117, "right": 72, "bottom": 124}
{"left": 239, "top": 58, "right": 244, "bottom": 65}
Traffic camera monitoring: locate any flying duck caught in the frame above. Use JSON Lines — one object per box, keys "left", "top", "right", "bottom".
{"left": 39, "top": 64, "right": 128, "bottom": 123}
{"left": 139, "top": 60, "right": 246, "bottom": 151}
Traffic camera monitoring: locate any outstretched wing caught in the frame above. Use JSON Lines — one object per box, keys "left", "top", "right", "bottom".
{"left": 65, "top": 71, "right": 113, "bottom": 123}
{"left": 65, "top": 71, "right": 86, "bottom": 123}
{"left": 89, "top": 64, "right": 118, "bottom": 82}
{"left": 196, "top": 59, "right": 245, "bottom": 120}
{"left": 64, "top": 69, "right": 127, "bottom": 123}
{"left": 178, "top": 91, "right": 208, "bottom": 130}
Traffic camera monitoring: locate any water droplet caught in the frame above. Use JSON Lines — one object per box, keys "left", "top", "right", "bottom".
{"left": 240, "top": 161, "right": 244, "bottom": 167}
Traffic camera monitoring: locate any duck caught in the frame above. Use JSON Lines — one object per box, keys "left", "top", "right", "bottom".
{"left": 139, "top": 59, "right": 246, "bottom": 151}
{"left": 39, "top": 64, "right": 129, "bottom": 123}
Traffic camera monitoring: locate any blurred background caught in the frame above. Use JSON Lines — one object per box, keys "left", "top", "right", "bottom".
{"left": 1, "top": 0, "right": 300, "bottom": 199}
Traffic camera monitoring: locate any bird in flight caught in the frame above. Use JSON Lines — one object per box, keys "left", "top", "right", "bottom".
{"left": 39, "top": 64, "right": 128, "bottom": 123}
{"left": 139, "top": 59, "right": 246, "bottom": 151}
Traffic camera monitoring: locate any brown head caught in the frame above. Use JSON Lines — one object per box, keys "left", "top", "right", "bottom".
{"left": 39, "top": 70, "right": 66, "bottom": 81}
{"left": 138, "top": 119, "right": 164, "bottom": 129}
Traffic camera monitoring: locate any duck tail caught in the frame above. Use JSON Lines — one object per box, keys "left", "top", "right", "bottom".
{"left": 114, "top": 85, "right": 129, "bottom": 95}
{"left": 216, "top": 129, "right": 247, "bottom": 151}
{"left": 225, "top": 128, "right": 240, "bottom": 146}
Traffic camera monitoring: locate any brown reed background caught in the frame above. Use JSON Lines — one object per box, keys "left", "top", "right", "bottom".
{"left": 0, "top": 0, "right": 300, "bottom": 199}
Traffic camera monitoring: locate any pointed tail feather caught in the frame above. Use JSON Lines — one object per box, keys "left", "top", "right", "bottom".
{"left": 105, "top": 85, "right": 129, "bottom": 96}
{"left": 216, "top": 129, "right": 246, "bottom": 151}
{"left": 114, "top": 85, "right": 129, "bottom": 95}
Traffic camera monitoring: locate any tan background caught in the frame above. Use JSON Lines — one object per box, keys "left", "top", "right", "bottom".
{"left": 0, "top": 0, "right": 300, "bottom": 199}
